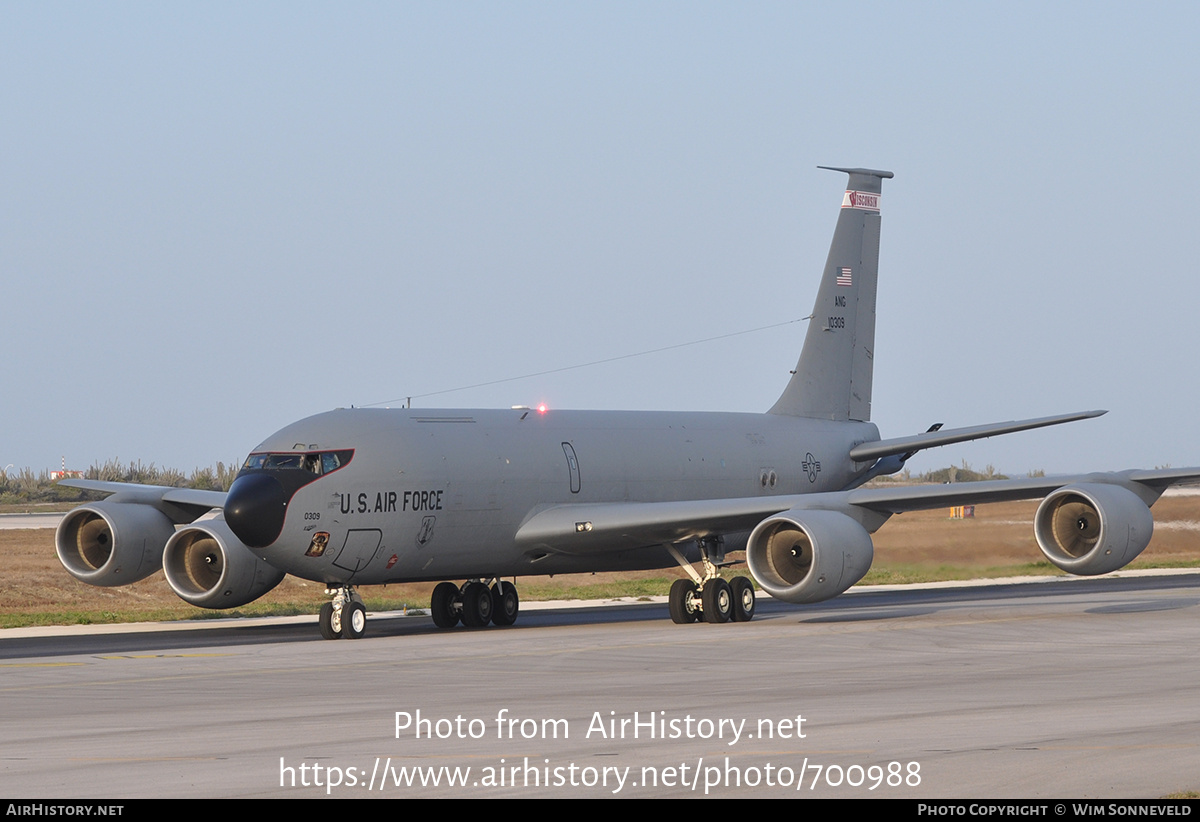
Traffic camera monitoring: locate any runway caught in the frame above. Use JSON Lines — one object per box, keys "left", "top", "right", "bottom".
{"left": 2, "top": 573, "right": 1199, "bottom": 798}
{"left": 0, "top": 512, "right": 64, "bottom": 530}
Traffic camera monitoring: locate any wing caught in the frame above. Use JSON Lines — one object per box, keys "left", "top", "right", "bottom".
{"left": 515, "top": 467, "right": 1200, "bottom": 604}
{"left": 59, "top": 478, "right": 228, "bottom": 515}
{"left": 515, "top": 468, "right": 1196, "bottom": 552}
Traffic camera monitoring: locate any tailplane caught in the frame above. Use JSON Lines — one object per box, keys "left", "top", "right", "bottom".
{"left": 769, "top": 166, "right": 893, "bottom": 421}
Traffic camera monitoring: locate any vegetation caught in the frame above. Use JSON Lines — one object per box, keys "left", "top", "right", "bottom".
{"left": 867, "top": 460, "right": 1023, "bottom": 485}
{"left": 917, "top": 461, "right": 1007, "bottom": 483}
{"left": 0, "top": 458, "right": 240, "bottom": 506}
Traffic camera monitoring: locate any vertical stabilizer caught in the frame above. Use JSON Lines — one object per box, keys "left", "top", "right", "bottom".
{"left": 769, "top": 167, "right": 892, "bottom": 421}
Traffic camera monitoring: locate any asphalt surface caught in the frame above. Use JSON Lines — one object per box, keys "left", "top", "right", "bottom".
{"left": 2, "top": 572, "right": 1198, "bottom": 798}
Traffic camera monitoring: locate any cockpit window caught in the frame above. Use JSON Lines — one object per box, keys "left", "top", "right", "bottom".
{"left": 241, "top": 450, "right": 354, "bottom": 476}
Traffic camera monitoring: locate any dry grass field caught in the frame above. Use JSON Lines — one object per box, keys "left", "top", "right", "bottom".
{"left": 3, "top": 492, "right": 1198, "bottom": 627}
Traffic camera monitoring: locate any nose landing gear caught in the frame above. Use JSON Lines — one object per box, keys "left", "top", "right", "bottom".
{"left": 320, "top": 586, "right": 367, "bottom": 640}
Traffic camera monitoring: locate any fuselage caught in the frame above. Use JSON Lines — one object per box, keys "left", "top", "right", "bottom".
{"left": 227, "top": 406, "right": 881, "bottom": 584}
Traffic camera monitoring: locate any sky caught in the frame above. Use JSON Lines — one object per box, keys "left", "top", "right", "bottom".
{"left": 3, "top": 1, "right": 1198, "bottom": 478}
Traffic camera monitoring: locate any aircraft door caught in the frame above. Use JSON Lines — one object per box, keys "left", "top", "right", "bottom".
{"left": 562, "top": 443, "right": 581, "bottom": 494}
{"left": 332, "top": 528, "right": 383, "bottom": 575}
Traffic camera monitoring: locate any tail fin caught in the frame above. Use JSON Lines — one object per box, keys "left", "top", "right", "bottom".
{"left": 769, "top": 166, "right": 893, "bottom": 421}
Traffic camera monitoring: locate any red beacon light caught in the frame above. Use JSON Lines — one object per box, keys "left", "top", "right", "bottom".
{"left": 537, "top": 404, "right": 548, "bottom": 414}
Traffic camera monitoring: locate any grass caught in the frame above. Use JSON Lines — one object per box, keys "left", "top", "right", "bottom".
{"left": 860, "top": 560, "right": 1067, "bottom": 586}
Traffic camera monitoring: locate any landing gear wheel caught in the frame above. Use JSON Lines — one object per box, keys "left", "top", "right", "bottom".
{"left": 702, "top": 578, "right": 732, "bottom": 624}
{"left": 669, "top": 579, "right": 700, "bottom": 624}
{"left": 491, "top": 581, "right": 519, "bottom": 627}
{"left": 319, "top": 602, "right": 341, "bottom": 640}
{"left": 460, "top": 581, "right": 493, "bottom": 627}
{"left": 430, "top": 581, "right": 461, "bottom": 628}
{"left": 341, "top": 601, "right": 366, "bottom": 639}
{"left": 730, "top": 576, "right": 756, "bottom": 622}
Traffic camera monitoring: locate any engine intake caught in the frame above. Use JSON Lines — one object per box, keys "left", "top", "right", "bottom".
{"left": 1034, "top": 483, "right": 1153, "bottom": 575}
{"left": 163, "top": 519, "right": 285, "bottom": 608}
{"left": 55, "top": 502, "right": 175, "bottom": 586}
{"left": 747, "top": 509, "right": 874, "bottom": 604}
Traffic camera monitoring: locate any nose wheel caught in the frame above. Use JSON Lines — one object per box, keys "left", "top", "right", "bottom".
{"left": 320, "top": 586, "right": 367, "bottom": 640}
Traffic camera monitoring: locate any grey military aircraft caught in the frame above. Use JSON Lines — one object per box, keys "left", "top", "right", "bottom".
{"left": 55, "top": 167, "right": 1200, "bottom": 640}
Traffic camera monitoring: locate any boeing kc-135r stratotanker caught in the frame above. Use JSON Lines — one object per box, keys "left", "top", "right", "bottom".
{"left": 55, "top": 167, "right": 1200, "bottom": 639}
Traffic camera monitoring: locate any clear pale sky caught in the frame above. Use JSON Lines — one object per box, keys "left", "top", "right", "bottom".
{"left": 3, "top": 2, "right": 1197, "bottom": 477}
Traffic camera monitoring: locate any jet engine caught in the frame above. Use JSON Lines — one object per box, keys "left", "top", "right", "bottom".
{"left": 55, "top": 501, "right": 175, "bottom": 586}
{"left": 1034, "top": 483, "right": 1153, "bottom": 575}
{"left": 746, "top": 508, "right": 874, "bottom": 604}
{"left": 163, "top": 519, "right": 285, "bottom": 608}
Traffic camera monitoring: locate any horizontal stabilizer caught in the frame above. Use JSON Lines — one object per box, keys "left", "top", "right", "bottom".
{"left": 848, "top": 410, "right": 1107, "bottom": 462}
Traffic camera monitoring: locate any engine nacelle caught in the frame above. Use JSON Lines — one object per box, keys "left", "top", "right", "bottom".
{"left": 55, "top": 501, "right": 175, "bottom": 586}
{"left": 746, "top": 508, "right": 874, "bottom": 604}
{"left": 163, "top": 519, "right": 286, "bottom": 608}
{"left": 1034, "top": 483, "right": 1153, "bottom": 576}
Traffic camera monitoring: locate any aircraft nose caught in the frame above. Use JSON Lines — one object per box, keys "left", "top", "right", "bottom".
{"left": 225, "top": 473, "right": 288, "bottom": 548}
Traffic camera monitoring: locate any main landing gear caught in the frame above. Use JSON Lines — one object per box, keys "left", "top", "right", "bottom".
{"left": 320, "top": 586, "right": 367, "bottom": 640}
{"left": 666, "top": 537, "right": 756, "bottom": 625}
{"left": 430, "top": 579, "right": 520, "bottom": 630}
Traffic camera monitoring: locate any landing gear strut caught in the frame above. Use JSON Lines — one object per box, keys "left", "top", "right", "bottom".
{"left": 428, "top": 578, "right": 521, "bottom": 631}
{"left": 666, "top": 537, "right": 756, "bottom": 625}
{"left": 320, "top": 586, "right": 366, "bottom": 640}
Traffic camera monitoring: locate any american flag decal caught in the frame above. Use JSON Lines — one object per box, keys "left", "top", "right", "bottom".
{"left": 836, "top": 267, "right": 853, "bottom": 286}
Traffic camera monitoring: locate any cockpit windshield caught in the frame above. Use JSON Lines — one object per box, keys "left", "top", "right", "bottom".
{"left": 241, "top": 449, "right": 354, "bottom": 476}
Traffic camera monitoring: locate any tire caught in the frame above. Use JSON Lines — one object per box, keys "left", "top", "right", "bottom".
{"left": 730, "top": 576, "right": 756, "bottom": 622}
{"left": 341, "top": 601, "right": 366, "bottom": 639}
{"left": 430, "top": 582, "right": 460, "bottom": 628}
{"left": 668, "top": 579, "right": 699, "bottom": 624}
{"left": 460, "top": 582, "right": 493, "bottom": 627}
{"left": 491, "top": 582, "right": 519, "bottom": 627}
{"left": 702, "top": 578, "right": 732, "bottom": 624}
{"left": 319, "top": 602, "right": 341, "bottom": 640}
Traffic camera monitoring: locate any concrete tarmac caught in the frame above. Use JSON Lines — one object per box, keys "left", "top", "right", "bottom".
{"left": 2, "top": 573, "right": 1199, "bottom": 798}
